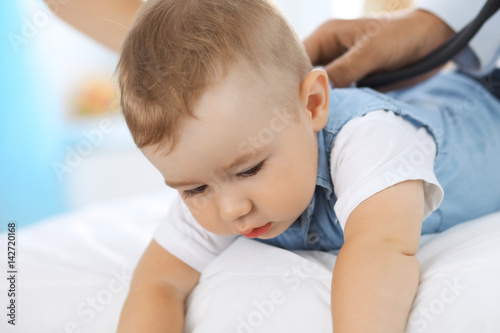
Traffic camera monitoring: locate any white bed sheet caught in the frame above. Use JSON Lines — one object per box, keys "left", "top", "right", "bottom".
{"left": 1, "top": 189, "right": 499, "bottom": 333}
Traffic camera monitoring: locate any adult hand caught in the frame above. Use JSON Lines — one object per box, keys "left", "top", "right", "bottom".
{"left": 303, "top": 9, "right": 455, "bottom": 89}
{"left": 43, "top": 0, "right": 142, "bottom": 52}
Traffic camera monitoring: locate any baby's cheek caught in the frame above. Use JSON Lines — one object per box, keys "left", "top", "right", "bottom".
{"left": 187, "top": 199, "right": 229, "bottom": 235}
{"left": 192, "top": 213, "right": 220, "bottom": 234}
{"left": 185, "top": 197, "right": 212, "bottom": 225}
{"left": 276, "top": 164, "right": 316, "bottom": 210}
{"left": 185, "top": 194, "right": 211, "bottom": 216}
{"left": 261, "top": 171, "right": 305, "bottom": 211}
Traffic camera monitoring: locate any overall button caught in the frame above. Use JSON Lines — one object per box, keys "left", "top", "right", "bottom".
{"left": 307, "top": 232, "right": 320, "bottom": 244}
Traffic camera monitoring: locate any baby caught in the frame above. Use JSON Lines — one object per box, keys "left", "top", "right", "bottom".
{"left": 115, "top": 0, "right": 500, "bottom": 332}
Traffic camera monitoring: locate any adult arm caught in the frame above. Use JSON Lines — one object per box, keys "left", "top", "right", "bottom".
{"left": 417, "top": 0, "right": 500, "bottom": 75}
{"left": 43, "top": 0, "right": 143, "bottom": 52}
{"left": 303, "top": 9, "right": 455, "bottom": 88}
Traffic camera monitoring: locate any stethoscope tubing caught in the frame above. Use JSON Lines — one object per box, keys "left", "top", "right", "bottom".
{"left": 357, "top": 0, "right": 500, "bottom": 88}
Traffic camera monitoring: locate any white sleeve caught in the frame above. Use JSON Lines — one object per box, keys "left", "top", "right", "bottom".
{"left": 330, "top": 110, "right": 444, "bottom": 231}
{"left": 417, "top": 0, "right": 500, "bottom": 75}
{"left": 153, "top": 194, "right": 238, "bottom": 273}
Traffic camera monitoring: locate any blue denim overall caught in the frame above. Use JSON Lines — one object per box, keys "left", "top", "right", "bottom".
{"left": 257, "top": 71, "right": 500, "bottom": 251}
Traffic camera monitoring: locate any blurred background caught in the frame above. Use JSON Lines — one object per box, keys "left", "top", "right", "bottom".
{"left": 0, "top": 0, "right": 415, "bottom": 230}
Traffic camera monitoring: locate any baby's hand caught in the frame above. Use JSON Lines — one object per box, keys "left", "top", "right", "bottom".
{"left": 117, "top": 240, "right": 200, "bottom": 333}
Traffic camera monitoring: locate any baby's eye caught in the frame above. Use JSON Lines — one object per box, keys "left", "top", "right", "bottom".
{"left": 238, "top": 161, "right": 265, "bottom": 178}
{"left": 183, "top": 185, "right": 208, "bottom": 198}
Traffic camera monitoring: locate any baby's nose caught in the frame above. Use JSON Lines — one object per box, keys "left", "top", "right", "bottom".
{"left": 218, "top": 194, "right": 252, "bottom": 222}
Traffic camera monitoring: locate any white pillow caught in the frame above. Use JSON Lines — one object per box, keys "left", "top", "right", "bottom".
{"left": 2, "top": 191, "right": 498, "bottom": 333}
{"left": 184, "top": 211, "right": 500, "bottom": 333}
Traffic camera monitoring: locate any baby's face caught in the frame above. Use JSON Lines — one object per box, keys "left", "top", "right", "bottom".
{"left": 142, "top": 67, "right": 328, "bottom": 239}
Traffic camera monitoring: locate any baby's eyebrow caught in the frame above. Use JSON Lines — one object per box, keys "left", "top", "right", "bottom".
{"left": 223, "top": 150, "right": 262, "bottom": 172}
{"left": 164, "top": 148, "right": 266, "bottom": 189}
{"left": 164, "top": 179, "right": 195, "bottom": 189}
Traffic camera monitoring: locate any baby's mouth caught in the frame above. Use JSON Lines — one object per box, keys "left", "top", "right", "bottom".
{"left": 241, "top": 222, "right": 272, "bottom": 238}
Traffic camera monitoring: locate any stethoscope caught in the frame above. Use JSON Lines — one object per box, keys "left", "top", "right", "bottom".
{"left": 357, "top": 0, "right": 500, "bottom": 88}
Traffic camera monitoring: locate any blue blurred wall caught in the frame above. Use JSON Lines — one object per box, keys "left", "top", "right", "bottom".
{"left": 0, "top": 1, "right": 66, "bottom": 231}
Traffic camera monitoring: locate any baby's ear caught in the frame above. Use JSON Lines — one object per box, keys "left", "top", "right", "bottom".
{"left": 300, "top": 69, "right": 329, "bottom": 132}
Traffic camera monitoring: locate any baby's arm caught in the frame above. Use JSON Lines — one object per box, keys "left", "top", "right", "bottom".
{"left": 117, "top": 239, "right": 200, "bottom": 333}
{"left": 331, "top": 179, "right": 424, "bottom": 333}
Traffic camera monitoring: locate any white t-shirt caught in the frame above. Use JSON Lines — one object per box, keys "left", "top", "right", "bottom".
{"left": 154, "top": 110, "right": 444, "bottom": 272}
{"left": 330, "top": 110, "right": 443, "bottom": 230}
